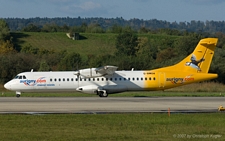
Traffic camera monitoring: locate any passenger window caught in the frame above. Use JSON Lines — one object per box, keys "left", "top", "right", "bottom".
{"left": 102, "top": 78, "right": 104, "bottom": 81}
{"left": 110, "top": 78, "right": 112, "bottom": 81}
{"left": 63, "top": 78, "right": 65, "bottom": 81}
{"left": 59, "top": 78, "right": 61, "bottom": 81}
{"left": 88, "top": 78, "right": 91, "bottom": 81}
{"left": 145, "top": 77, "right": 147, "bottom": 80}
{"left": 132, "top": 78, "right": 135, "bottom": 81}
{"left": 97, "top": 78, "right": 99, "bottom": 81}
{"left": 124, "top": 78, "right": 126, "bottom": 81}
{"left": 50, "top": 79, "right": 52, "bottom": 82}
{"left": 67, "top": 78, "right": 69, "bottom": 81}
{"left": 137, "top": 78, "right": 139, "bottom": 81}
{"left": 54, "top": 79, "right": 57, "bottom": 81}
{"left": 119, "top": 78, "right": 122, "bottom": 81}
{"left": 71, "top": 78, "right": 73, "bottom": 81}
{"left": 153, "top": 77, "right": 156, "bottom": 80}
{"left": 93, "top": 78, "right": 95, "bottom": 81}
{"left": 128, "top": 78, "right": 130, "bottom": 81}
{"left": 141, "top": 78, "right": 143, "bottom": 81}
{"left": 149, "top": 77, "right": 151, "bottom": 80}
{"left": 115, "top": 78, "right": 117, "bottom": 81}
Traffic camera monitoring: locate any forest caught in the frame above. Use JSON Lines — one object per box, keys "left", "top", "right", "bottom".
{"left": 0, "top": 18, "right": 225, "bottom": 84}
{"left": 3, "top": 17, "right": 225, "bottom": 34}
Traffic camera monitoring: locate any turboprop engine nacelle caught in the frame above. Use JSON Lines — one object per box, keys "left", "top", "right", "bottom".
{"left": 74, "top": 66, "right": 118, "bottom": 78}
{"left": 75, "top": 68, "right": 103, "bottom": 78}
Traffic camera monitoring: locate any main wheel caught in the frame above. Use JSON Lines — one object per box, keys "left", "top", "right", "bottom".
{"left": 98, "top": 91, "right": 108, "bottom": 97}
{"left": 16, "top": 94, "right": 20, "bottom": 98}
{"left": 102, "top": 92, "right": 108, "bottom": 97}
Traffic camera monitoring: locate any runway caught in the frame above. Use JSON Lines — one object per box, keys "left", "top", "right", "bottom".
{"left": 0, "top": 97, "right": 224, "bottom": 114}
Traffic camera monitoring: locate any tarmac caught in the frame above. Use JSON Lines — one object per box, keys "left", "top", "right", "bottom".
{"left": 0, "top": 97, "right": 224, "bottom": 114}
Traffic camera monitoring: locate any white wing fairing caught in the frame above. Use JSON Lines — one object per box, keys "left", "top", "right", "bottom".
{"left": 74, "top": 65, "right": 118, "bottom": 78}
{"left": 96, "top": 66, "right": 118, "bottom": 75}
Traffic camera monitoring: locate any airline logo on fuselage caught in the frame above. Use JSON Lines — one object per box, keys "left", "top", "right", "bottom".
{"left": 20, "top": 77, "right": 46, "bottom": 86}
{"left": 166, "top": 75, "right": 194, "bottom": 84}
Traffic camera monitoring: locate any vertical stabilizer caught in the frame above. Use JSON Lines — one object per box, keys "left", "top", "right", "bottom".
{"left": 171, "top": 38, "right": 218, "bottom": 73}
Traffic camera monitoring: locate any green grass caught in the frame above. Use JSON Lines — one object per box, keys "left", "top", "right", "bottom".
{"left": 12, "top": 32, "right": 116, "bottom": 56}
{"left": 0, "top": 113, "right": 224, "bottom": 141}
{"left": 11, "top": 32, "right": 180, "bottom": 56}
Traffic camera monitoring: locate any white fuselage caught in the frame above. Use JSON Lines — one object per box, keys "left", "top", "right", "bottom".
{"left": 4, "top": 71, "right": 152, "bottom": 95}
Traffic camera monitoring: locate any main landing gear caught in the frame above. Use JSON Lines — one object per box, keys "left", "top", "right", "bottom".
{"left": 98, "top": 90, "right": 108, "bottom": 97}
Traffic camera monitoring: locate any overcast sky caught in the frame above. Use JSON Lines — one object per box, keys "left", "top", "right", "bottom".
{"left": 0, "top": 0, "right": 225, "bottom": 22}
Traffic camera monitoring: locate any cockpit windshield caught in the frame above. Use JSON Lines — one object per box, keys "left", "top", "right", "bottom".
{"left": 14, "top": 76, "right": 19, "bottom": 79}
{"left": 14, "top": 75, "right": 27, "bottom": 79}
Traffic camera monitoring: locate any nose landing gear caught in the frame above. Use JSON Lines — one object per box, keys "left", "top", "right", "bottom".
{"left": 16, "top": 91, "right": 21, "bottom": 98}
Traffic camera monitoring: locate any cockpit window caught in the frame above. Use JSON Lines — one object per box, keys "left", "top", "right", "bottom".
{"left": 14, "top": 75, "right": 26, "bottom": 79}
{"left": 14, "top": 75, "right": 19, "bottom": 79}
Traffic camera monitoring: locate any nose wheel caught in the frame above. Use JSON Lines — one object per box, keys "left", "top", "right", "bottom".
{"left": 16, "top": 91, "right": 21, "bottom": 98}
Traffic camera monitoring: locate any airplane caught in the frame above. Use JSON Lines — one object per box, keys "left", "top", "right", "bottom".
{"left": 4, "top": 38, "right": 218, "bottom": 98}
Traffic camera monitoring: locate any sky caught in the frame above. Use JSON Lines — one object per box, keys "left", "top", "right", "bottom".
{"left": 0, "top": 0, "right": 225, "bottom": 22}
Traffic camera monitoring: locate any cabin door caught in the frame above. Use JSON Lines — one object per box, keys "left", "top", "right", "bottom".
{"left": 159, "top": 72, "right": 165, "bottom": 88}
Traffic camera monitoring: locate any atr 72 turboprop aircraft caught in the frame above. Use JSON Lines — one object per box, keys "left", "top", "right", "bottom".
{"left": 4, "top": 38, "right": 218, "bottom": 98}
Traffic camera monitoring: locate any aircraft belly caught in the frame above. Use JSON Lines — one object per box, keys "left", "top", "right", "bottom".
{"left": 125, "top": 83, "right": 143, "bottom": 91}
{"left": 77, "top": 80, "right": 145, "bottom": 94}
{"left": 103, "top": 85, "right": 127, "bottom": 94}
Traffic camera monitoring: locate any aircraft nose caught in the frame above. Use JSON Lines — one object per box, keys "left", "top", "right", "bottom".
{"left": 4, "top": 82, "right": 11, "bottom": 90}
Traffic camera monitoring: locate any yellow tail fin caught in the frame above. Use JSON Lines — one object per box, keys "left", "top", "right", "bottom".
{"left": 171, "top": 38, "right": 218, "bottom": 73}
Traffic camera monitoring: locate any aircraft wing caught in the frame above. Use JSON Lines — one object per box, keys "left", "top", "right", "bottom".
{"left": 95, "top": 66, "right": 118, "bottom": 75}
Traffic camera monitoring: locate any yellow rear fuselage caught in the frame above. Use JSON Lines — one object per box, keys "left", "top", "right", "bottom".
{"left": 143, "top": 69, "right": 217, "bottom": 90}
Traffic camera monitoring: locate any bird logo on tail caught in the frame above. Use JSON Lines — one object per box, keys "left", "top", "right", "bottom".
{"left": 185, "top": 54, "right": 205, "bottom": 71}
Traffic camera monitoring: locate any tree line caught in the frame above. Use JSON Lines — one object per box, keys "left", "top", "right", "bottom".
{"left": 2, "top": 17, "right": 225, "bottom": 34}
{"left": 1, "top": 19, "right": 225, "bottom": 84}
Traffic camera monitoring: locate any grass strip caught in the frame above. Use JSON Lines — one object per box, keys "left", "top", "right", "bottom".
{"left": 0, "top": 113, "right": 224, "bottom": 141}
